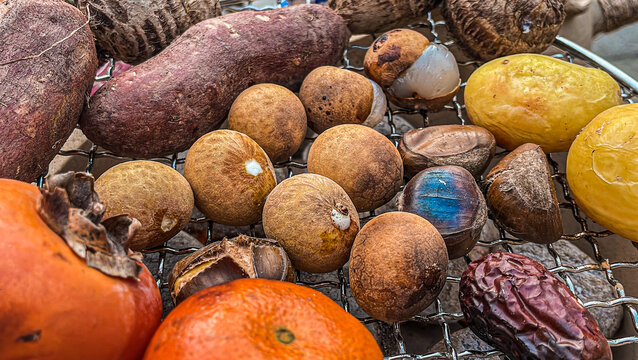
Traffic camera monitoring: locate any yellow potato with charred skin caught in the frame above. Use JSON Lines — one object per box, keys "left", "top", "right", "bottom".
{"left": 465, "top": 54, "right": 622, "bottom": 153}
{"left": 567, "top": 104, "right": 638, "bottom": 242}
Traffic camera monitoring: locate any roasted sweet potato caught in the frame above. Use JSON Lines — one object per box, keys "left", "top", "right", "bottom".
{"left": 80, "top": 5, "right": 350, "bottom": 158}
{"left": 76, "top": 0, "right": 221, "bottom": 64}
{"left": 0, "top": 0, "right": 97, "bottom": 181}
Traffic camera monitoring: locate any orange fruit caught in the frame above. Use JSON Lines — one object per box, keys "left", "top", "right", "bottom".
{"left": 144, "top": 278, "right": 383, "bottom": 360}
{"left": 0, "top": 178, "right": 162, "bottom": 360}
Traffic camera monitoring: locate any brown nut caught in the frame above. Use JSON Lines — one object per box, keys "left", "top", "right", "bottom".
{"left": 460, "top": 252, "right": 612, "bottom": 360}
{"left": 299, "top": 66, "right": 386, "bottom": 133}
{"left": 398, "top": 166, "right": 487, "bottom": 259}
{"left": 263, "top": 173, "right": 360, "bottom": 273}
{"left": 228, "top": 84, "right": 307, "bottom": 163}
{"left": 168, "top": 235, "right": 294, "bottom": 304}
{"left": 484, "top": 143, "right": 563, "bottom": 243}
{"left": 399, "top": 125, "right": 496, "bottom": 178}
{"left": 349, "top": 212, "right": 448, "bottom": 322}
{"left": 364, "top": 29, "right": 460, "bottom": 110}
{"left": 307, "top": 124, "right": 403, "bottom": 212}
{"left": 94, "top": 160, "right": 194, "bottom": 251}
{"left": 442, "top": 0, "right": 566, "bottom": 61}
{"left": 184, "top": 130, "right": 276, "bottom": 226}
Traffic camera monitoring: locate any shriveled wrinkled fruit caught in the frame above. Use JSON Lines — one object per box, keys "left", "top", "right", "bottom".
{"left": 307, "top": 124, "right": 403, "bottom": 212}
{"left": 184, "top": 130, "right": 276, "bottom": 226}
{"left": 299, "top": 66, "right": 386, "bottom": 133}
{"left": 567, "top": 103, "right": 638, "bottom": 242}
{"left": 442, "top": 0, "right": 566, "bottom": 60}
{"left": 169, "top": 235, "right": 294, "bottom": 304}
{"left": 398, "top": 166, "right": 487, "bottom": 259}
{"left": 262, "top": 173, "right": 360, "bottom": 273}
{"left": 144, "top": 279, "right": 384, "bottom": 360}
{"left": 95, "top": 160, "right": 194, "bottom": 251}
{"left": 398, "top": 125, "right": 496, "bottom": 178}
{"left": 349, "top": 212, "right": 448, "bottom": 322}
{"left": 364, "top": 29, "right": 460, "bottom": 110}
{"left": 484, "top": 143, "right": 562, "bottom": 244}
{"left": 0, "top": 173, "right": 162, "bottom": 360}
{"left": 228, "top": 84, "right": 307, "bottom": 163}
{"left": 460, "top": 252, "right": 612, "bottom": 360}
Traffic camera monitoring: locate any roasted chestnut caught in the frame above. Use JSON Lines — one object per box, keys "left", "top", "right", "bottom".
{"left": 398, "top": 125, "right": 496, "bottom": 178}
{"left": 484, "top": 143, "right": 563, "bottom": 243}
{"left": 398, "top": 166, "right": 487, "bottom": 258}
{"left": 364, "top": 29, "right": 461, "bottom": 110}
{"left": 168, "top": 235, "right": 294, "bottom": 304}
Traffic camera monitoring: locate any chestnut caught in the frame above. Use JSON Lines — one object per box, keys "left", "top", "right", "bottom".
{"left": 398, "top": 166, "right": 487, "bottom": 258}
{"left": 484, "top": 143, "right": 563, "bottom": 243}
{"left": 442, "top": 0, "right": 566, "bottom": 61}
{"left": 398, "top": 125, "right": 496, "bottom": 178}
{"left": 299, "top": 66, "right": 386, "bottom": 133}
{"left": 364, "top": 29, "right": 461, "bottom": 110}
{"left": 168, "top": 235, "right": 294, "bottom": 304}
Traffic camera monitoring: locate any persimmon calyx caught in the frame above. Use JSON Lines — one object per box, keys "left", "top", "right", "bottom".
{"left": 37, "top": 172, "right": 143, "bottom": 280}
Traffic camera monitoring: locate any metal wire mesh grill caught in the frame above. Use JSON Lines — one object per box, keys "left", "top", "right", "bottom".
{"left": 41, "top": 3, "right": 638, "bottom": 359}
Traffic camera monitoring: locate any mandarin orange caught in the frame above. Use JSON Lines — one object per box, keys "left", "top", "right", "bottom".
{"left": 144, "top": 278, "right": 383, "bottom": 360}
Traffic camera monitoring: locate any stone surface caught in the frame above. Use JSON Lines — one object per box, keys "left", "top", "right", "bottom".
{"left": 428, "top": 328, "right": 503, "bottom": 360}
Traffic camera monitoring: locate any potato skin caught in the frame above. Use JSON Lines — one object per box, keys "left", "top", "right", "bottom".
{"left": 184, "top": 130, "right": 276, "bottom": 226}
{"left": 0, "top": 0, "right": 97, "bottom": 181}
{"left": 95, "top": 161, "right": 194, "bottom": 251}
{"left": 307, "top": 124, "right": 403, "bottom": 212}
{"left": 80, "top": 5, "right": 350, "bottom": 158}
{"left": 299, "top": 66, "right": 374, "bottom": 134}
{"left": 349, "top": 212, "right": 448, "bottom": 322}
{"left": 567, "top": 104, "right": 638, "bottom": 242}
{"left": 77, "top": 0, "right": 221, "bottom": 64}
{"left": 465, "top": 54, "right": 622, "bottom": 153}
{"left": 228, "top": 84, "right": 307, "bottom": 163}
{"left": 329, "top": 0, "right": 440, "bottom": 34}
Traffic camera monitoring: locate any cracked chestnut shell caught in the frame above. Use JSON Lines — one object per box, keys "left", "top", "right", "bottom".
{"left": 262, "top": 174, "right": 360, "bottom": 273}
{"left": 307, "top": 124, "right": 403, "bottom": 212}
{"left": 398, "top": 125, "right": 496, "bottom": 178}
{"left": 349, "top": 212, "right": 448, "bottom": 322}
{"left": 169, "top": 235, "right": 294, "bottom": 305}
{"left": 460, "top": 252, "right": 612, "bottom": 360}
{"left": 398, "top": 166, "right": 487, "bottom": 259}
{"left": 484, "top": 143, "right": 563, "bottom": 244}
{"left": 441, "top": 0, "right": 566, "bottom": 61}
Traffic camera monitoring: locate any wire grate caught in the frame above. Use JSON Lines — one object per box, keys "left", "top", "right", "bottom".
{"left": 39, "top": 3, "right": 638, "bottom": 359}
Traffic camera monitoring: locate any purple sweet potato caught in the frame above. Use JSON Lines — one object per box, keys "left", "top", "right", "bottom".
{"left": 80, "top": 4, "right": 350, "bottom": 158}
{"left": 0, "top": 0, "right": 98, "bottom": 181}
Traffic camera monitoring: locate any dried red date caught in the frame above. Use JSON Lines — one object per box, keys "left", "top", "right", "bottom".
{"left": 459, "top": 252, "right": 611, "bottom": 360}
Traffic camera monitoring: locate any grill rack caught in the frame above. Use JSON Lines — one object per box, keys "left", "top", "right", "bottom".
{"left": 42, "top": 4, "right": 638, "bottom": 359}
